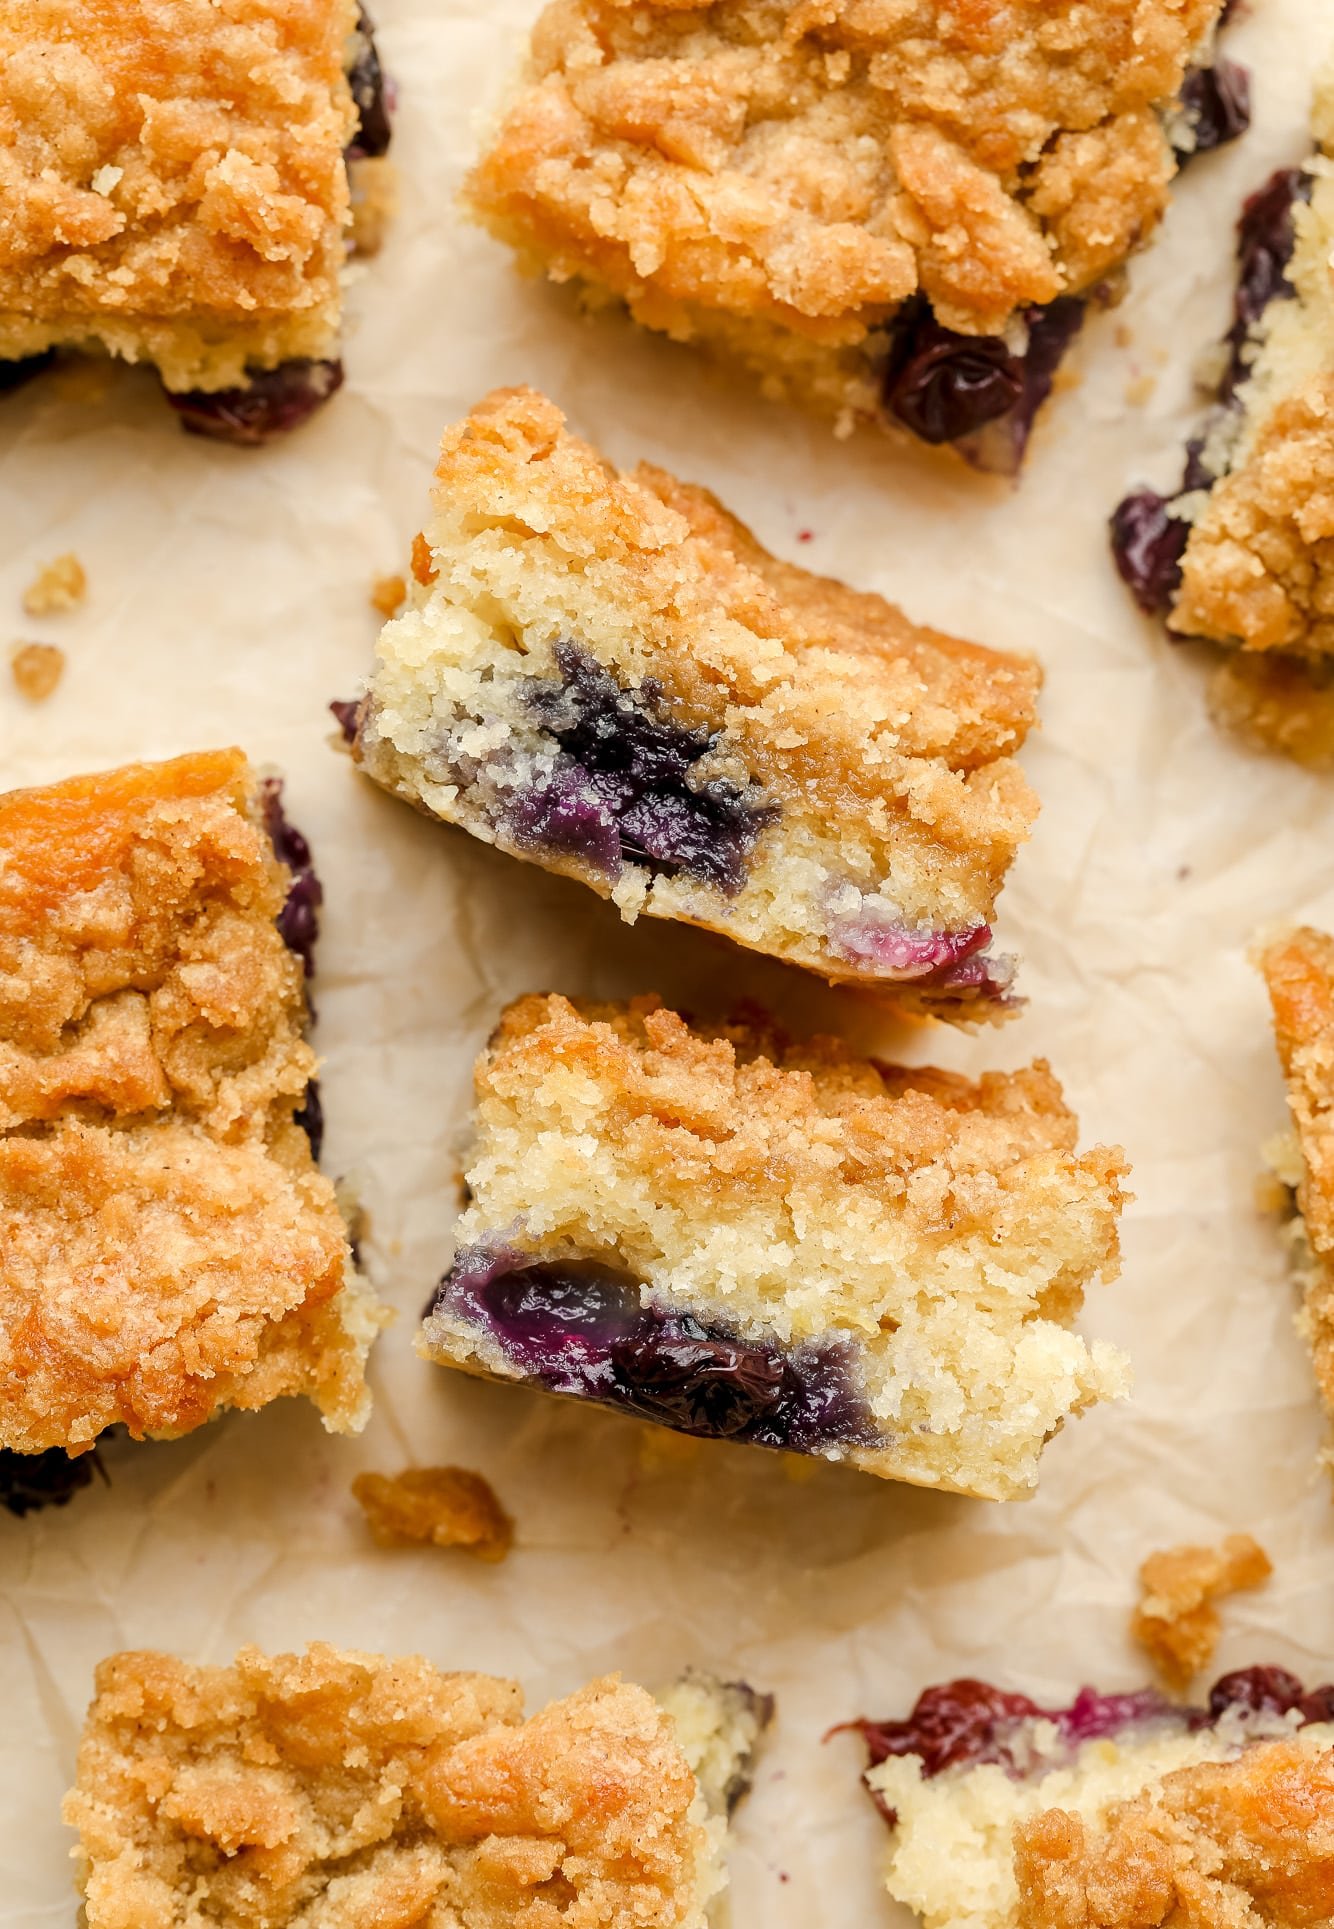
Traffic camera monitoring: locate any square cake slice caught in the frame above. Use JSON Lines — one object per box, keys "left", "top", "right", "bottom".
{"left": 1112, "top": 63, "right": 1334, "bottom": 763}
{"left": 848, "top": 1665, "right": 1334, "bottom": 1929}
{"left": 418, "top": 994, "right": 1129, "bottom": 1501}
{"left": 467, "top": 0, "right": 1245, "bottom": 473}
{"left": 63, "top": 1643, "right": 748, "bottom": 1928}
{"left": 341, "top": 387, "right": 1041, "bottom": 1024}
{"left": 0, "top": 749, "right": 382, "bottom": 1484}
{"left": 1257, "top": 925, "right": 1334, "bottom": 1478}
{"left": 0, "top": 0, "right": 393, "bottom": 442}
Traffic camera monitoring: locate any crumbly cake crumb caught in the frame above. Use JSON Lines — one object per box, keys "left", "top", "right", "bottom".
{"left": 21, "top": 552, "right": 86, "bottom": 615}
{"left": 352, "top": 1465, "right": 515, "bottom": 1562}
{"left": 0, "top": 749, "right": 380, "bottom": 1454}
{"left": 64, "top": 1644, "right": 719, "bottom": 1928}
{"left": 369, "top": 571, "right": 406, "bottom": 617}
{"left": 420, "top": 992, "right": 1129, "bottom": 1499}
{"left": 9, "top": 639, "right": 64, "bottom": 701}
{"left": 1131, "top": 1534, "right": 1272, "bottom": 1690}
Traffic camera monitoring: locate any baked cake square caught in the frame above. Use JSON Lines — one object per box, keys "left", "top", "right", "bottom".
{"left": 0, "top": 749, "right": 381, "bottom": 1493}
{"left": 0, "top": 0, "right": 393, "bottom": 441}
{"left": 1257, "top": 925, "right": 1334, "bottom": 1478}
{"left": 63, "top": 1643, "right": 753, "bottom": 1927}
{"left": 848, "top": 1664, "right": 1334, "bottom": 1929}
{"left": 418, "top": 993, "right": 1129, "bottom": 1500}
{"left": 467, "top": 0, "right": 1245, "bottom": 473}
{"left": 340, "top": 387, "right": 1042, "bottom": 1023}
{"left": 1112, "top": 65, "right": 1334, "bottom": 763}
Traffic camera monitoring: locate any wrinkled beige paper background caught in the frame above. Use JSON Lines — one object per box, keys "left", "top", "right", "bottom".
{"left": 3, "top": 1, "right": 1333, "bottom": 1919}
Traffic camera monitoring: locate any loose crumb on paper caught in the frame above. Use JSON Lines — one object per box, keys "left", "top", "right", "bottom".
{"left": 10, "top": 641, "right": 65, "bottom": 702}
{"left": 352, "top": 1465, "right": 514, "bottom": 1562}
{"left": 1131, "top": 1533, "right": 1272, "bottom": 1690}
{"left": 21, "top": 553, "right": 86, "bottom": 616}
{"left": 370, "top": 572, "right": 406, "bottom": 618}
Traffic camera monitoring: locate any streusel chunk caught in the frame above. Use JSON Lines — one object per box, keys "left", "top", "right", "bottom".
{"left": 851, "top": 1665, "right": 1334, "bottom": 1929}
{"left": 469, "top": 1, "right": 1242, "bottom": 471}
{"left": 64, "top": 1643, "right": 726, "bottom": 1928}
{"left": 342, "top": 387, "right": 1041, "bottom": 1022}
{"left": 1131, "top": 1534, "right": 1272, "bottom": 1690}
{"left": 418, "top": 993, "right": 1129, "bottom": 1501}
{"left": 0, "top": 749, "right": 381, "bottom": 1468}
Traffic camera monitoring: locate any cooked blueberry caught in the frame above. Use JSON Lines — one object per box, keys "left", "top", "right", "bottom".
{"left": 1110, "top": 488, "right": 1189, "bottom": 615}
{"left": 434, "top": 1249, "right": 875, "bottom": 1454}
{"left": 0, "top": 1444, "right": 99, "bottom": 1518}
{"left": 1174, "top": 59, "right": 1252, "bottom": 162}
{"left": 509, "top": 643, "right": 775, "bottom": 892}
{"left": 330, "top": 697, "right": 364, "bottom": 744}
{"left": 0, "top": 351, "right": 54, "bottom": 395}
{"left": 166, "top": 359, "right": 344, "bottom": 445}
{"left": 1207, "top": 1664, "right": 1306, "bottom": 1720}
{"left": 345, "top": 6, "right": 393, "bottom": 159}
{"left": 295, "top": 1080, "right": 324, "bottom": 1161}
{"left": 1235, "top": 168, "right": 1310, "bottom": 329}
{"left": 883, "top": 308, "right": 1024, "bottom": 446}
{"left": 259, "top": 778, "right": 323, "bottom": 981}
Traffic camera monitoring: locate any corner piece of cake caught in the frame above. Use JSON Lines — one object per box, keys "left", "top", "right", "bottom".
{"left": 63, "top": 1642, "right": 754, "bottom": 1927}
{"left": 340, "top": 387, "right": 1042, "bottom": 1024}
{"left": 0, "top": 749, "right": 382, "bottom": 1506}
{"left": 417, "top": 994, "right": 1129, "bottom": 1500}
{"left": 0, "top": 0, "right": 393, "bottom": 443}
{"left": 1256, "top": 924, "right": 1334, "bottom": 1476}
{"left": 847, "top": 1664, "right": 1334, "bottom": 1929}
{"left": 466, "top": 1, "right": 1246, "bottom": 474}
{"left": 1112, "top": 63, "right": 1334, "bottom": 764}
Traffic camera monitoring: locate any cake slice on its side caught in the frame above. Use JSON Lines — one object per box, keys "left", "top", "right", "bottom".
{"left": 341, "top": 387, "right": 1042, "bottom": 1024}
{"left": 847, "top": 1665, "right": 1334, "bottom": 1929}
{"left": 63, "top": 1643, "right": 763, "bottom": 1928}
{"left": 417, "top": 994, "right": 1129, "bottom": 1501}
{"left": 1112, "top": 65, "right": 1334, "bottom": 762}
{"left": 466, "top": 0, "right": 1246, "bottom": 474}
{"left": 0, "top": 750, "right": 382, "bottom": 1513}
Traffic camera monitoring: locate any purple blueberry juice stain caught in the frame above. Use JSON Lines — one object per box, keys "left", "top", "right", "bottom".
{"left": 431, "top": 1248, "right": 877, "bottom": 1455}
{"left": 166, "top": 359, "right": 344, "bottom": 446}
{"left": 508, "top": 642, "right": 776, "bottom": 892}
{"left": 0, "top": 1442, "right": 105, "bottom": 1519}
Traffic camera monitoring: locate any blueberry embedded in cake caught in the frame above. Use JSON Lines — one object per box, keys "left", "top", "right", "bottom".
{"left": 63, "top": 1643, "right": 733, "bottom": 1928}
{"left": 1256, "top": 925, "right": 1334, "bottom": 1481}
{"left": 0, "top": 750, "right": 383, "bottom": 1495}
{"left": 1112, "top": 67, "right": 1334, "bottom": 762}
{"left": 847, "top": 1666, "right": 1334, "bottom": 1929}
{"left": 417, "top": 994, "right": 1129, "bottom": 1500}
{"left": 341, "top": 388, "right": 1042, "bottom": 1023}
{"left": 0, "top": 1, "right": 393, "bottom": 442}
{"left": 467, "top": 1, "right": 1246, "bottom": 474}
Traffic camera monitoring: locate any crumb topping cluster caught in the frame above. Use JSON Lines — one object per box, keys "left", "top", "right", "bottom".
{"left": 1131, "top": 1534, "right": 1272, "bottom": 1690}
{"left": 65, "top": 1645, "right": 713, "bottom": 1929}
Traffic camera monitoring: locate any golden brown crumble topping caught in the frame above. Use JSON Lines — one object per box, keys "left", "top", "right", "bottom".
{"left": 64, "top": 1644, "right": 713, "bottom": 1929}
{"left": 369, "top": 570, "right": 406, "bottom": 618}
{"left": 21, "top": 551, "right": 86, "bottom": 615}
{"left": 0, "top": 0, "right": 357, "bottom": 390}
{"left": 0, "top": 749, "right": 377, "bottom": 1454}
{"left": 1014, "top": 1736, "right": 1334, "bottom": 1929}
{"left": 1131, "top": 1535, "right": 1272, "bottom": 1691}
{"left": 9, "top": 639, "right": 65, "bottom": 700}
{"left": 352, "top": 1465, "right": 515, "bottom": 1562}
{"left": 470, "top": 0, "right": 1218, "bottom": 366}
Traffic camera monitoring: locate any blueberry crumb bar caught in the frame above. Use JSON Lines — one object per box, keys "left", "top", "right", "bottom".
{"left": 418, "top": 993, "right": 1129, "bottom": 1500}
{"left": 0, "top": 0, "right": 393, "bottom": 443}
{"left": 1112, "top": 65, "right": 1334, "bottom": 762}
{"left": 849, "top": 1665, "right": 1334, "bottom": 1929}
{"left": 0, "top": 749, "right": 382, "bottom": 1509}
{"left": 340, "top": 387, "right": 1041, "bottom": 1023}
{"left": 468, "top": 1, "right": 1246, "bottom": 474}
{"left": 63, "top": 1643, "right": 756, "bottom": 1926}
{"left": 1257, "top": 925, "right": 1334, "bottom": 1477}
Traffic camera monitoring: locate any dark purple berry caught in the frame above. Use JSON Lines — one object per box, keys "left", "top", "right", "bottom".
{"left": 1174, "top": 59, "right": 1252, "bottom": 162}
{"left": 294, "top": 1080, "right": 324, "bottom": 1162}
{"left": 610, "top": 1329, "right": 785, "bottom": 1437}
{"left": 166, "top": 359, "right": 344, "bottom": 446}
{"left": 0, "top": 1444, "right": 101, "bottom": 1518}
{"left": 1207, "top": 1665, "right": 1306, "bottom": 1720}
{"left": 330, "top": 697, "right": 363, "bottom": 744}
{"left": 345, "top": 7, "right": 393, "bottom": 159}
{"left": 883, "top": 314, "right": 1024, "bottom": 446}
{"left": 259, "top": 778, "right": 323, "bottom": 982}
{"left": 1110, "top": 488, "right": 1188, "bottom": 615}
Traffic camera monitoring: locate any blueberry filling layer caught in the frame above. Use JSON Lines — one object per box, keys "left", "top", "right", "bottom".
{"left": 1112, "top": 165, "right": 1313, "bottom": 616}
{"left": 880, "top": 297, "right": 1085, "bottom": 477}
{"left": 346, "top": 6, "right": 393, "bottom": 160}
{"left": 0, "top": 1441, "right": 106, "bottom": 1519}
{"left": 845, "top": 1664, "right": 1334, "bottom": 1826}
{"left": 258, "top": 777, "right": 325, "bottom": 1158}
{"left": 166, "top": 358, "right": 345, "bottom": 446}
{"left": 505, "top": 642, "right": 776, "bottom": 893}
{"left": 430, "top": 1248, "right": 878, "bottom": 1455}
{"left": 1173, "top": 57, "right": 1252, "bottom": 163}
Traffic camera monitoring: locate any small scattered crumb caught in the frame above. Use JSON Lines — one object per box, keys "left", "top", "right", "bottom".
{"left": 352, "top": 1465, "right": 513, "bottom": 1561}
{"left": 1114, "top": 322, "right": 1135, "bottom": 349}
{"left": 10, "top": 641, "right": 65, "bottom": 702}
{"left": 370, "top": 572, "right": 406, "bottom": 618}
{"left": 1124, "top": 373, "right": 1157, "bottom": 408}
{"left": 1131, "top": 1533, "right": 1273, "bottom": 1690}
{"left": 21, "top": 553, "right": 86, "bottom": 616}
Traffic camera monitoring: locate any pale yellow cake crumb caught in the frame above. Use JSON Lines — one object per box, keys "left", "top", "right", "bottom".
{"left": 21, "top": 552, "right": 85, "bottom": 616}
{"left": 9, "top": 640, "right": 64, "bottom": 701}
{"left": 352, "top": 1465, "right": 514, "bottom": 1562}
{"left": 1131, "top": 1534, "right": 1272, "bottom": 1690}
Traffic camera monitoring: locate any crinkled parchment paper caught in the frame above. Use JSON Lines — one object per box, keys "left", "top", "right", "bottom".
{"left": 3, "top": 2, "right": 1333, "bottom": 1920}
